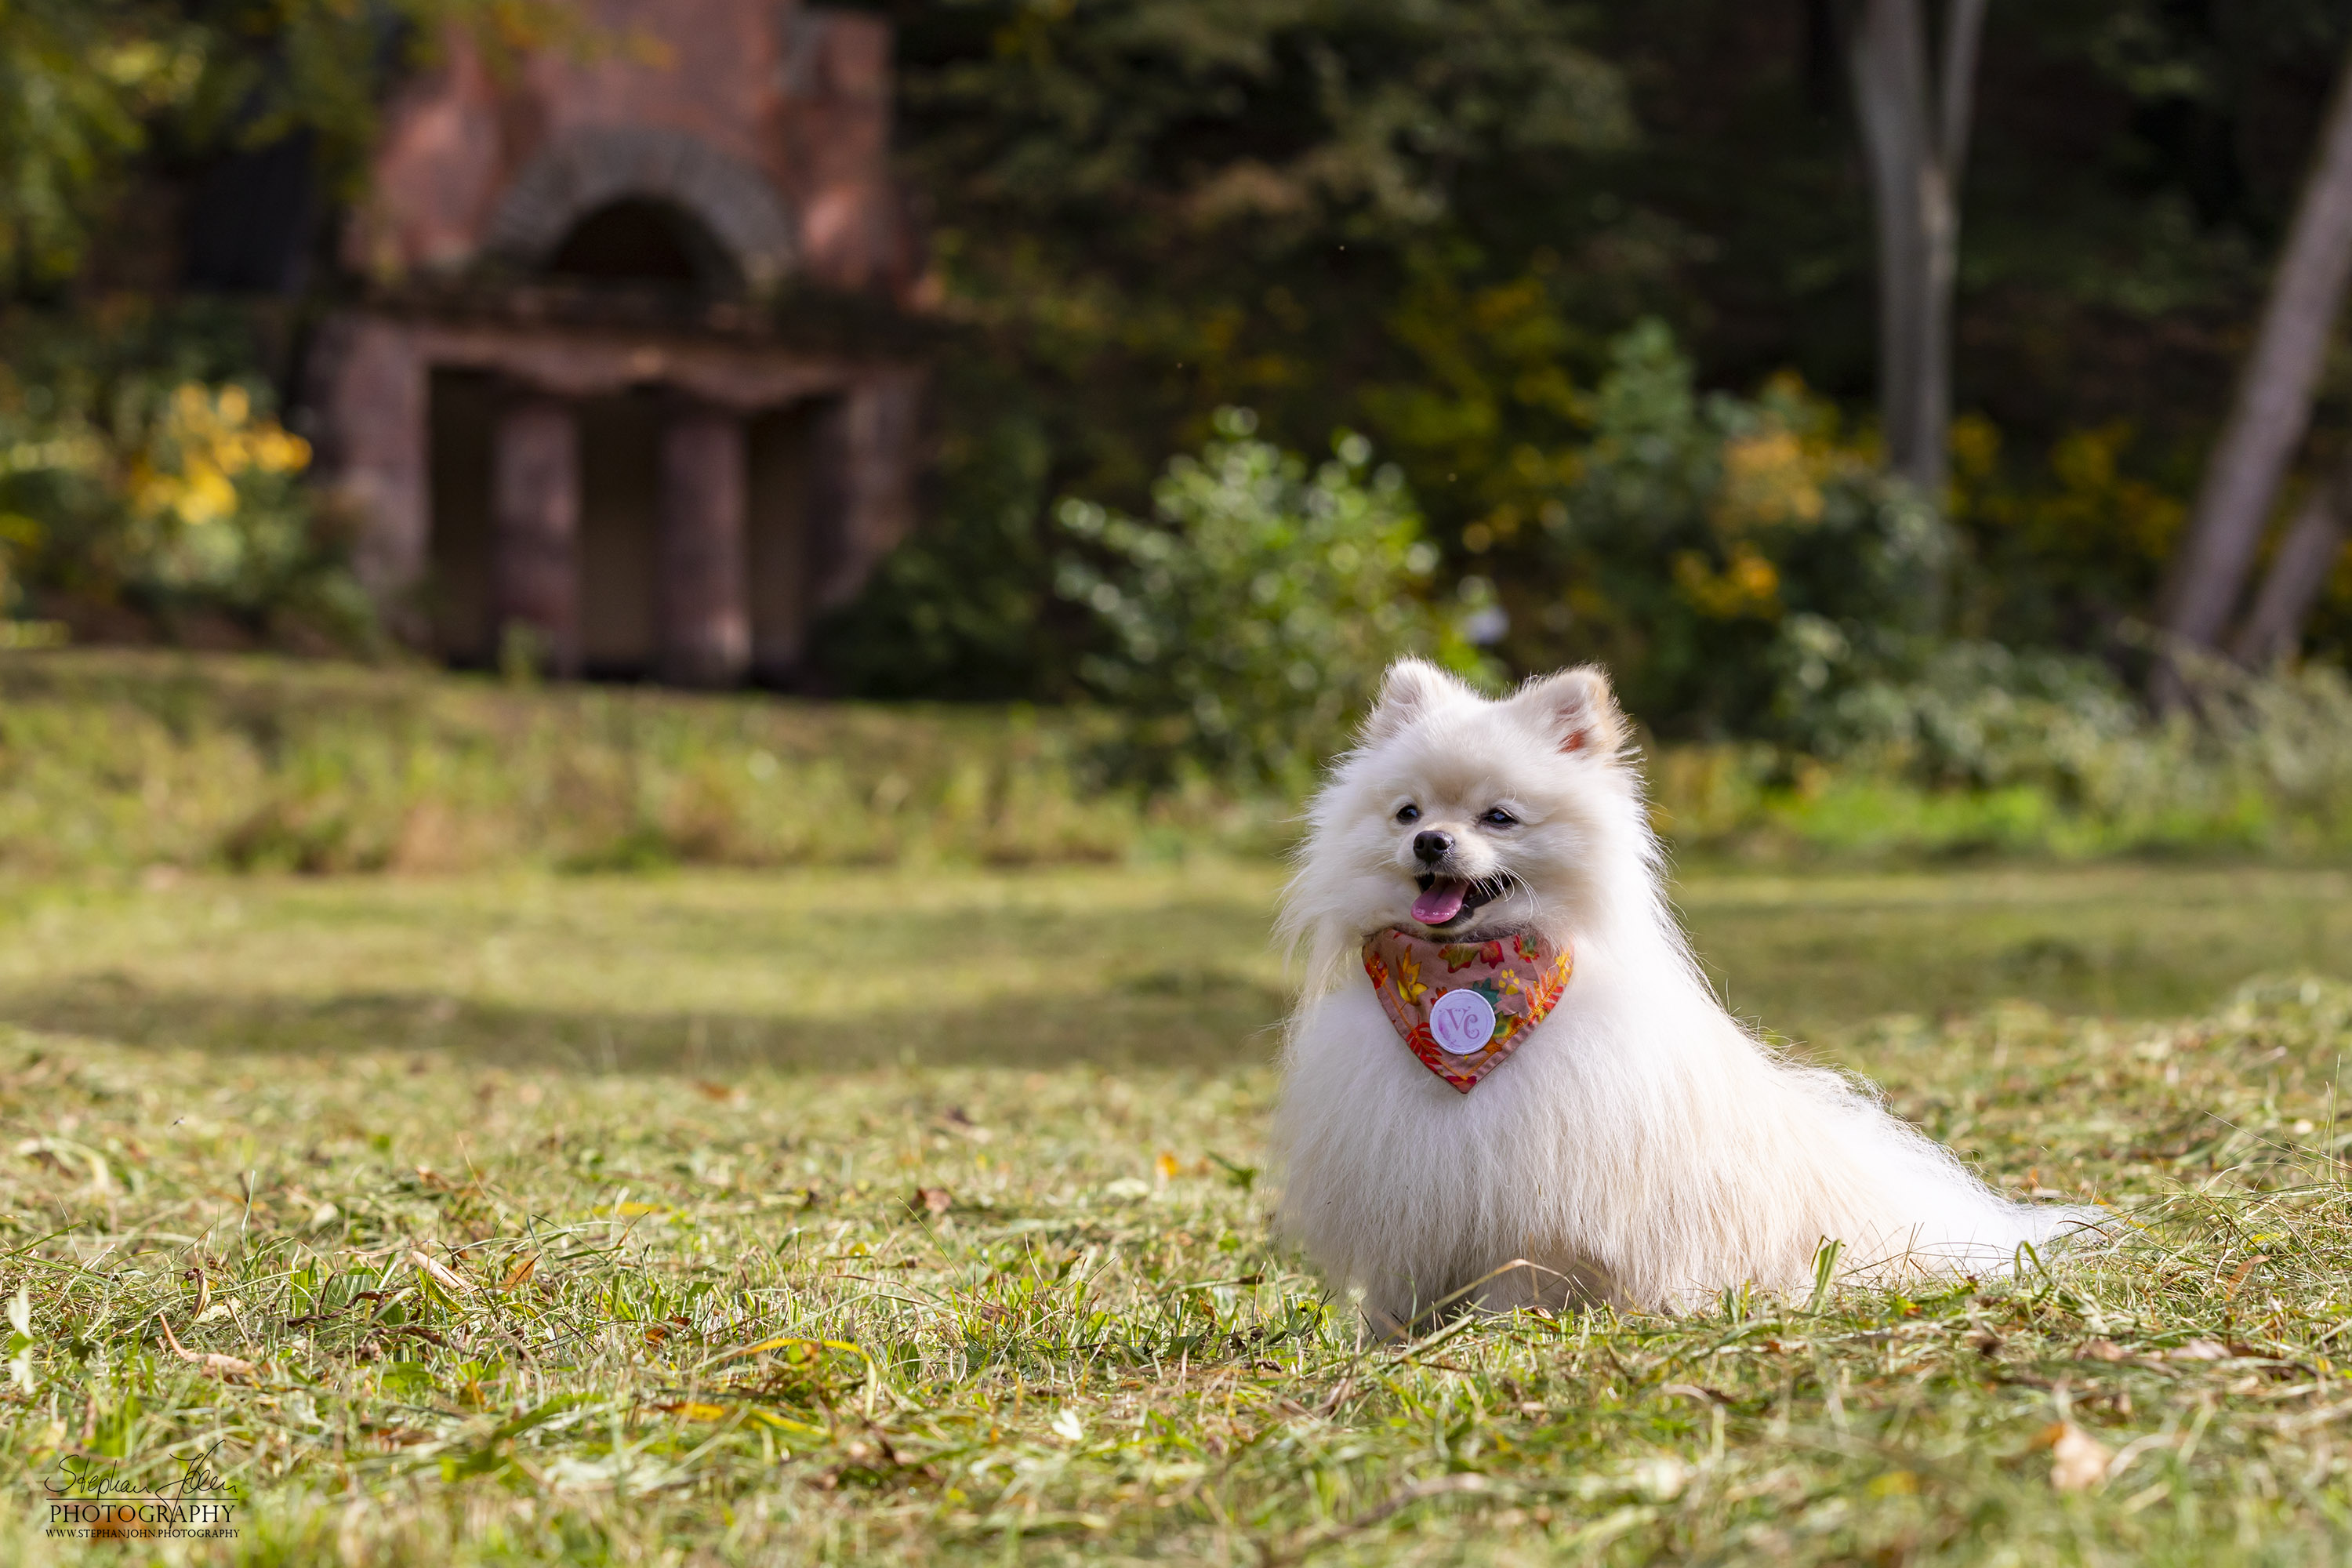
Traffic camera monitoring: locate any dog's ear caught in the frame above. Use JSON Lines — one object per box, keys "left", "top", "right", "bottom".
{"left": 1361, "top": 658, "right": 1469, "bottom": 742}
{"left": 1509, "top": 666, "right": 1625, "bottom": 758}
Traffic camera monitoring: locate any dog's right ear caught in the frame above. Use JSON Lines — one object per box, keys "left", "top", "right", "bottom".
{"left": 1361, "top": 658, "right": 1467, "bottom": 742}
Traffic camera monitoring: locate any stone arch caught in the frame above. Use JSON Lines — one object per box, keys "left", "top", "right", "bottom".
{"left": 483, "top": 126, "right": 795, "bottom": 291}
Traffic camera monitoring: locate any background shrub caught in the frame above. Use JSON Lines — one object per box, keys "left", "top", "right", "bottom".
{"left": 0, "top": 307, "right": 367, "bottom": 644}
{"left": 1054, "top": 410, "right": 1496, "bottom": 789}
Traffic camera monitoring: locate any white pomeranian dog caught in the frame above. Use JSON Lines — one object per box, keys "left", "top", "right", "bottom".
{"left": 1273, "top": 659, "right": 2099, "bottom": 1328}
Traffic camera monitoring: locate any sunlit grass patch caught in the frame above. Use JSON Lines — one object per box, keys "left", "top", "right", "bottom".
{"left": 5, "top": 964, "right": 2352, "bottom": 1562}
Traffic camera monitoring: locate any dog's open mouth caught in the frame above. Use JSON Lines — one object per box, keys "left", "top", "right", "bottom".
{"left": 1411, "top": 873, "right": 1517, "bottom": 928}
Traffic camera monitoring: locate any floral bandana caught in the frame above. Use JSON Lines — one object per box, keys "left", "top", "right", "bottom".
{"left": 1361, "top": 928, "right": 1573, "bottom": 1094}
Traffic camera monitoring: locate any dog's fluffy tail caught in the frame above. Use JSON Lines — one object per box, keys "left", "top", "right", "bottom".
{"left": 1816, "top": 1086, "right": 2111, "bottom": 1285}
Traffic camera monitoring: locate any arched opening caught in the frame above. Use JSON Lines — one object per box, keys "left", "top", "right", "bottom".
{"left": 543, "top": 198, "right": 742, "bottom": 294}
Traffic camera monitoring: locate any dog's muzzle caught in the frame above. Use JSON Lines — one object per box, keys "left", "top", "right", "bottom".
{"left": 1410, "top": 871, "right": 1517, "bottom": 927}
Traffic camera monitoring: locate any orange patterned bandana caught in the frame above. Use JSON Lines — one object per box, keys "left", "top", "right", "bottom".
{"left": 1362, "top": 928, "right": 1573, "bottom": 1094}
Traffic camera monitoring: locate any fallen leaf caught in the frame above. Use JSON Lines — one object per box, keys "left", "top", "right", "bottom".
{"left": 913, "top": 1186, "right": 952, "bottom": 1217}
{"left": 2041, "top": 1421, "right": 2111, "bottom": 1491}
{"left": 154, "top": 1313, "right": 256, "bottom": 1381}
{"left": 409, "top": 1249, "right": 474, "bottom": 1297}
{"left": 182, "top": 1266, "right": 210, "bottom": 1319}
{"left": 2079, "top": 1338, "right": 2127, "bottom": 1362}
{"left": 652, "top": 1400, "right": 731, "bottom": 1421}
{"left": 937, "top": 1109, "right": 993, "bottom": 1143}
{"left": 2168, "top": 1339, "right": 2230, "bottom": 1361}
{"left": 503, "top": 1253, "right": 539, "bottom": 1288}
{"left": 692, "top": 1080, "right": 743, "bottom": 1104}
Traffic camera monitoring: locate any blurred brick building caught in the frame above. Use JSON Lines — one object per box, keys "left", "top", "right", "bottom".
{"left": 308, "top": 0, "right": 925, "bottom": 685}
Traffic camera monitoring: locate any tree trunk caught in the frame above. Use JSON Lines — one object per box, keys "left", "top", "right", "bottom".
{"left": 2158, "top": 41, "right": 2352, "bottom": 694}
{"left": 1846, "top": 0, "right": 1987, "bottom": 503}
{"left": 2228, "top": 473, "right": 2349, "bottom": 668}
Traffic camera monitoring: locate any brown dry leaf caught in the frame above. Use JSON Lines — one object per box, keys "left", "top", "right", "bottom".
{"left": 692, "top": 1080, "right": 744, "bottom": 1104}
{"left": 410, "top": 1248, "right": 474, "bottom": 1298}
{"left": 183, "top": 1266, "right": 210, "bottom": 1320}
{"left": 154, "top": 1313, "right": 256, "bottom": 1382}
{"left": 2041, "top": 1421, "right": 2111, "bottom": 1491}
{"left": 937, "top": 1107, "right": 993, "bottom": 1143}
{"left": 503, "top": 1252, "right": 539, "bottom": 1288}
{"left": 914, "top": 1186, "right": 952, "bottom": 1217}
{"left": 2078, "top": 1338, "right": 2128, "bottom": 1362}
{"left": 2220, "top": 1255, "right": 2269, "bottom": 1301}
{"left": 2169, "top": 1339, "right": 2230, "bottom": 1362}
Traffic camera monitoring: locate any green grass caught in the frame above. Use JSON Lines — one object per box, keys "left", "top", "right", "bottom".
{"left": 10, "top": 648, "right": 2352, "bottom": 880}
{"left": 0, "top": 648, "right": 1184, "bottom": 877}
{"left": 5, "top": 863, "right": 2352, "bottom": 1563}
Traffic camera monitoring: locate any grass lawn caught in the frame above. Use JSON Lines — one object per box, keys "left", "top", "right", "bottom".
{"left": 3, "top": 861, "right": 2352, "bottom": 1563}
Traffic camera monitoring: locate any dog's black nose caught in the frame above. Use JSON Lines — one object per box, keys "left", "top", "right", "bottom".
{"left": 1412, "top": 830, "right": 1454, "bottom": 866}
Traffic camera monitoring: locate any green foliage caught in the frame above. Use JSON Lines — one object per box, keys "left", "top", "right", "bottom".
{"left": 1055, "top": 410, "right": 1489, "bottom": 788}
{"left": 1944, "top": 414, "right": 2191, "bottom": 652}
{"left": 0, "top": 306, "right": 365, "bottom": 639}
{"left": 826, "top": 0, "right": 2352, "bottom": 717}
{"left": 0, "top": 1, "right": 154, "bottom": 281}
{"left": 812, "top": 0, "right": 1636, "bottom": 701}
{"left": 0, "top": 0, "right": 566, "bottom": 285}
{"left": 1496, "top": 321, "right": 1948, "bottom": 743}
{"left": 1659, "top": 651, "right": 2352, "bottom": 861}
{"left": 809, "top": 358, "right": 1075, "bottom": 701}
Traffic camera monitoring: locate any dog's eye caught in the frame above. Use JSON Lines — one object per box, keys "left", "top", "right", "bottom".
{"left": 1396, "top": 804, "right": 1420, "bottom": 823}
{"left": 1481, "top": 808, "right": 1518, "bottom": 827}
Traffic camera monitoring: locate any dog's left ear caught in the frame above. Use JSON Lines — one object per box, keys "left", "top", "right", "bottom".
{"left": 1508, "top": 666, "right": 1626, "bottom": 759}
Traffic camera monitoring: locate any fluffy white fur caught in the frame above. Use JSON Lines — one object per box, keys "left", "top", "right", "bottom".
{"left": 1273, "top": 659, "right": 2099, "bottom": 1326}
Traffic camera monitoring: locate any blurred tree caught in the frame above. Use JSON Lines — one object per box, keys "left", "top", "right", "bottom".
{"left": 2232, "top": 468, "right": 2348, "bottom": 669}
{"left": 1842, "top": 0, "right": 1987, "bottom": 504}
{"left": 2156, "top": 32, "right": 2352, "bottom": 693}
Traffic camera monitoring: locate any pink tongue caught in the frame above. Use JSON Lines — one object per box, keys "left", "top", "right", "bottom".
{"left": 1412, "top": 880, "right": 1468, "bottom": 925}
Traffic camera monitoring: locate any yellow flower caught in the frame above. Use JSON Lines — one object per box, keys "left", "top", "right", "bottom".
{"left": 129, "top": 382, "right": 310, "bottom": 530}
{"left": 1714, "top": 428, "right": 1824, "bottom": 533}
{"left": 1674, "top": 546, "right": 1781, "bottom": 620}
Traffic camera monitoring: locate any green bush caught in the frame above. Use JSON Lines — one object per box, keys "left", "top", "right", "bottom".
{"left": 1054, "top": 410, "right": 1496, "bottom": 789}
{"left": 1519, "top": 320, "right": 1950, "bottom": 746}
{"left": 0, "top": 307, "right": 368, "bottom": 642}
{"left": 1655, "top": 651, "right": 2352, "bottom": 860}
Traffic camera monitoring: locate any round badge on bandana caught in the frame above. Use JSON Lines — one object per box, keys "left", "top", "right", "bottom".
{"left": 1428, "top": 989, "right": 1496, "bottom": 1054}
{"left": 1361, "top": 928, "right": 1573, "bottom": 1093}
